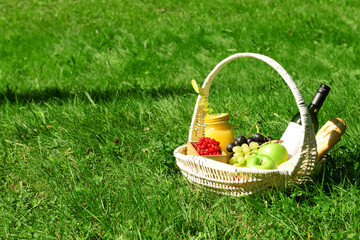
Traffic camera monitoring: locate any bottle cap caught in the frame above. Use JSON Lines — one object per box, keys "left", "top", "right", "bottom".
{"left": 318, "top": 84, "right": 331, "bottom": 93}
{"left": 204, "top": 113, "right": 229, "bottom": 124}
{"left": 310, "top": 84, "right": 331, "bottom": 107}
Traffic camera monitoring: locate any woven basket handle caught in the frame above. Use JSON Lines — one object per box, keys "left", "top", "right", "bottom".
{"left": 188, "top": 53, "right": 317, "bottom": 177}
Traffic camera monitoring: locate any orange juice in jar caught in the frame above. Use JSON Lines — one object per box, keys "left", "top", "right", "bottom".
{"left": 204, "top": 113, "right": 234, "bottom": 155}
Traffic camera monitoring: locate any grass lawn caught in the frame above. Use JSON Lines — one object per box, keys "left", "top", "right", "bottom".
{"left": 1, "top": 0, "right": 360, "bottom": 239}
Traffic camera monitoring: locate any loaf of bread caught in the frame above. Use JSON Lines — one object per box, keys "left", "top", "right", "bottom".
{"left": 316, "top": 118, "right": 346, "bottom": 160}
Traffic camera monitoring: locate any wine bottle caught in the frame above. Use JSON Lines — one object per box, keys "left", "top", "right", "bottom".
{"left": 280, "top": 84, "right": 331, "bottom": 157}
{"left": 289, "top": 84, "right": 330, "bottom": 133}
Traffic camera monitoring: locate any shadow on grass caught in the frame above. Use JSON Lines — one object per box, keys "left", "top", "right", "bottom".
{"left": 317, "top": 145, "right": 360, "bottom": 188}
{"left": 280, "top": 145, "right": 360, "bottom": 204}
{"left": 0, "top": 84, "right": 193, "bottom": 105}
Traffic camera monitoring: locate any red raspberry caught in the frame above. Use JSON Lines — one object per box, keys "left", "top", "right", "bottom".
{"left": 195, "top": 137, "right": 222, "bottom": 155}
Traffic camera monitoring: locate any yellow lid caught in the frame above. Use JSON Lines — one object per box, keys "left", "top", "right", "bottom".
{"left": 204, "top": 113, "right": 229, "bottom": 124}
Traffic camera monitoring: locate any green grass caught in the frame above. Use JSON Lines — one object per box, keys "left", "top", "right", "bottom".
{"left": 1, "top": 0, "right": 360, "bottom": 239}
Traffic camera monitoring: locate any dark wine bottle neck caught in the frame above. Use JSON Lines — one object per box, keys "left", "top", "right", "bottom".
{"left": 309, "top": 85, "right": 330, "bottom": 111}
{"left": 290, "top": 84, "right": 330, "bottom": 128}
{"left": 308, "top": 103, "right": 319, "bottom": 114}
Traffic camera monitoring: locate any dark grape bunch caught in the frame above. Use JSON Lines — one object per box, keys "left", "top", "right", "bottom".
{"left": 227, "top": 133, "right": 272, "bottom": 153}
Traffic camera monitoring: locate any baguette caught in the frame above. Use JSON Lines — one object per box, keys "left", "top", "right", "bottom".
{"left": 316, "top": 118, "right": 346, "bottom": 160}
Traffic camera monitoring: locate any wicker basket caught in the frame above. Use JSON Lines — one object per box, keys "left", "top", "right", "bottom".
{"left": 174, "top": 53, "right": 320, "bottom": 197}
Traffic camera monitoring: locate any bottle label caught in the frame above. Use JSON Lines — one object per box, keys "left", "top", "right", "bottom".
{"left": 280, "top": 122, "right": 304, "bottom": 158}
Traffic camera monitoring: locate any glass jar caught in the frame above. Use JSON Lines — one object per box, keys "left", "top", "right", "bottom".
{"left": 204, "top": 113, "right": 234, "bottom": 155}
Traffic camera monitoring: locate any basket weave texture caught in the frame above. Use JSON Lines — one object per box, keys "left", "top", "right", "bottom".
{"left": 174, "top": 53, "right": 319, "bottom": 197}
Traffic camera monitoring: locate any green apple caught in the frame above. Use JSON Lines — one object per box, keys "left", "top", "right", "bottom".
{"left": 257, "top": 143, "right": 288, "bottom": 166}
{"left": 246, "top": 155, "right": 277, "bottom": 170}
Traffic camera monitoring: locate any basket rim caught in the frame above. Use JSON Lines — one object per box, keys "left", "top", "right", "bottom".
{"left": 174, "top": 145, "right": 291, "bottom": 175}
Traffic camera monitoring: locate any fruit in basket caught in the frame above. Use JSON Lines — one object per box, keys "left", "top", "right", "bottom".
{"left": 247, "top": 137, "right": 255, "bottom": 144}
{"left": 232, "top": 146, "right": 242, "bottom": 153}
{"left": 229, "top": 157, "right": 238, "bottom": 165}
{"left": 226, "top": 142, "right": 236, "bottom": 152}
{"left": 253, "top": 132, "right": 265, "bottom": 143}
{"left": 229, "top": 133, "right": 268, "bottom": 151}
{"left": 237, "top": 156, "right": 246, "bottom": 166}
{"left": 194, "top": 137, "right": 222, "bottom": 155}
{"left": 234, "top": 136, "right": 247, "bottom": 146}
{"left": 244, "top": 153, "right": 254, "bottom": 161}
{"left": 228, "top": 145, "right": 258, "bottom": 167}
{"left": 257, "top": 142, "right": 288, "bottom": 166}
{"left": 246, "top": 155, "right": 277, "bottom": 170}
{"left": 230, "top": 155, "right": 247, "bottom": 167}
{"left": 242, "top": 145, "right": 250, "bottom": 154}
{"left": 233, "top": 151, "right": 244, "bottom": 159}
{"left": 249, "top": 141, "right": 259, "bottom": 150}
{"left": 226, "top": 122, "right": 278, "bottom": 167}
{"left": 228, "top": 138, "right": 263, "bottom": 166}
